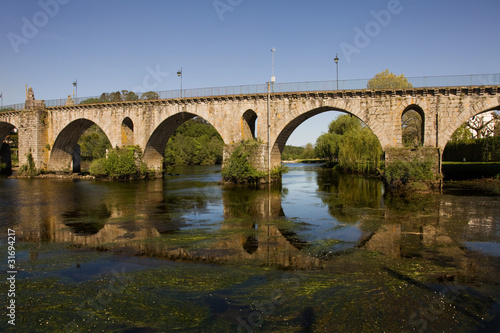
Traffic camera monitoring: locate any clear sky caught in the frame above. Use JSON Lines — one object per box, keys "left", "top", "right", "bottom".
{"left": 1, "top": 0, "right": 499, "bottom": 146}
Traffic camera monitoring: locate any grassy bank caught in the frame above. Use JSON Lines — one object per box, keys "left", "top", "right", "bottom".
{"left": 442, "top": 162, "right": 500, "bottom": 180}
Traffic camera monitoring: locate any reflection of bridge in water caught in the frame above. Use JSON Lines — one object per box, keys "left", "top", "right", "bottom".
{"left": 11, "top": 178, "right": 497, "bottom": 273}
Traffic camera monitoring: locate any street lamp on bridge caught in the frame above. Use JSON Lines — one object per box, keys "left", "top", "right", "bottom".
{"left": 177, "top": 68, "right": 183, "bottom": 98}
{"left": 271, "top": 48, "right": 276, "bottom": 92}
{"left": 334, "top": 54, "right": 339, "bottom": 90}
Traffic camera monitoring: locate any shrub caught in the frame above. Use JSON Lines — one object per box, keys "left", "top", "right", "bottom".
{"left": 221, "top": 141, "right": 266, "bottom": 184}
{"left": 384, "top": 159, "right": 438, "bottom": 189}
{"left": 90, "top": 146, "right": 153, "bottom": 180}
{"left": 19, "top": 152, "right": 37, "bottom": 176}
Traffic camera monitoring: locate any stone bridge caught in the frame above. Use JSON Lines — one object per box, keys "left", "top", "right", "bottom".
{"left": 1, "top": 84, "right": 499, "bottom": 174}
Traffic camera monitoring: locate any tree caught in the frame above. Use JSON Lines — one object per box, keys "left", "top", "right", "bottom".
{"left": 141, "top": 91, "right": 159, "bottom": 100}
{"left": 315, "top": 114, "right": 382, "bottom": 174}
{"left": 467, "top": 112, "right": 497, "bottom": 139}
{"left": 78, "top": 124, "right": 111, "bottom": 160}
{"left": 328, "top": 114, "right": 361, "bottom": 135}
{"left": 79, "top": 98, "right": 101, "bottom": 105}
{"left": 122, "top": 90, "right": 139, "bottom": 101}
{"left": 164, "top": 118, "right": 223, "bottom": 166}
{"left": 449, "top": 123, "right": 473, "bottom": 143}
{"left": 302, "top": 143, "right": 315, "bottom": 159}
{"left": 367, "top": 69, "right": 413, "bottom": 90}
{"left": 315, "top": 132, "right": 340, "bottom": 161}
{"left": 402, "top": 110, "right": 423, "bottom": 147}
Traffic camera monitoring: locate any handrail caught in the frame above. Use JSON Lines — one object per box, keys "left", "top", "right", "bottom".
{"left": 2, "top": 73, "right": 499, "bottom": 111}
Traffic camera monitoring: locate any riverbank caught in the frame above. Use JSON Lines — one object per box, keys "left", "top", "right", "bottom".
{"left": 442, "top": 162, "right": 500, "bottom": 180}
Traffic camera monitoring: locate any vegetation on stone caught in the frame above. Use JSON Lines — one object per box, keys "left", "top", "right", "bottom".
{"left": 221, "top": 140, "right": 287, "bottom": 184}
{"left": 19, "top": 151, "right": 37, "bottom": 176}
{"left": 90, "top": 146, "right": 154, "bottom": 180}
{"left": 384, "top": 159, "right": 439, "bottom": 190}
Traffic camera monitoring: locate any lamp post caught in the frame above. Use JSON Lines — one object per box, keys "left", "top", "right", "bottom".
{"left": 334, "top": 54, "right": 339, "bottom": 90}
{"left": 177, "top": 68, "right": 183, "bottom": 98}
{"left": 72, "top": 79, "right": 78, "bottom": 103}
{"left": 271, "top": 48, "right": 276, "bottom": 92}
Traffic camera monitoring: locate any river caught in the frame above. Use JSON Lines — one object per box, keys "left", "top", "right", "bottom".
{"left": 1, "top": 163, "right": 499, "bottom": 332}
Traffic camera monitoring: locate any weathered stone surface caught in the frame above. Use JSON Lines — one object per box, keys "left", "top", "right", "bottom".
{"left": 0, "top": 86, "right": 498, "bottom": 173}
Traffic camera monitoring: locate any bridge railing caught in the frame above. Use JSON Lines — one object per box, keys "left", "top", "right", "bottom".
{"left": 2, "top": 73, "right": 499, "bottom": 111}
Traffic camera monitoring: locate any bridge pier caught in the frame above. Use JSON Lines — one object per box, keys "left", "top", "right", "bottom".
{"left": 223, "top": 141, "right": 282, "bottom": 178}
{"left": 17, "top": 108, "right": 49, "bottom": 171}
{"left": 384, "top": 147, "right": 442, "bottom": 181}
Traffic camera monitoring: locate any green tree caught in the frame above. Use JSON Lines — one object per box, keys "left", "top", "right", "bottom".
{"left": 78, "top": 125, "right": 111, "bottom": 160}
{"left": 449, "top": 123, "right": 473, "bottom": 143}
{"left": 328, "top": 114, "right": 362, "bottom": 135}
{"left": 79, "top": 98, "right": 101, "bottom": 105}
{"left": 314, "top": 133, "right": 340, "bottom": 161}
{"left": 164, "top": 118, "right": 223, "bottom": 166}
{"left": 282, "top": 145, "right": 305, "bottom": 161}
{"left": 141, "top": 91, "right": 159, "bottom": 100}
{"left": 99, "top": 93, "right": 110, "bottom": 102}
{"left": 367, "top": 69, "right": 413, "bottom": 90}
{"left": 402, "top": 110, "right": 423, "bottom": 147}
{"left": 302, "top": 143, "right": 315, "bottom": 159}
{"left": 315, "top": 114, "right": 382, "bottom": 174}
{"left": 122, "top": 90, "right": 139, "bottom": 101}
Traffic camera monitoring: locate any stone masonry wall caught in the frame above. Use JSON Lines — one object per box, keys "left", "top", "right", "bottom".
{"left": 18, "top": 109, "right": 49, "bottom": 170}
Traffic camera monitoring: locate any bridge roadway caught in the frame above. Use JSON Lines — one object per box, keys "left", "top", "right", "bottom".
{"left": 0, "top": 84, "right": 499, "bottom": 173}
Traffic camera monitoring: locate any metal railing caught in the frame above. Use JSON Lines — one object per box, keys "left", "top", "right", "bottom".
{"left": 2, "top": 73, "right": 499, "bottom": 111}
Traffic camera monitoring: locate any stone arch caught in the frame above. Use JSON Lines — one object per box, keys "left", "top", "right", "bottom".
{"left": 0, "top": 122, "right": 17, "bottom": 144}
{"left": 270, "top": 107, "right": 384, "bottom": 167}
{"left": 49, "top": 118, "right": 111, "bottom": 172}
{"left": 143, "top": 112, "right": 223, "bottom": 170}
{"left": 242, "top": 109, "right": 257, "bottom": 140}
{"left": 0, "top": 122, "right": 17, "bottom": 173}
{"left": 401, "top": 105, "right": 425, "bottom": 147}
{"left": 121, "top": 117, "right": 134, "bottom": 146}
{"left": 440, "top": 104, "right": 500, "bottom": 150}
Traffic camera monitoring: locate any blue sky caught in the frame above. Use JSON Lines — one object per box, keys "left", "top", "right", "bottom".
{"left": 1, "top": 0, "right": 499, "bottom": 146}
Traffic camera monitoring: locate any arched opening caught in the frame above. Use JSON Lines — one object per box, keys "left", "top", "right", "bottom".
{"left": 143, "top": 113, "right": 224, "bottom": 170}
{"left": 50, "top": 119, "right": 111, "bottom": 172}
{"left": 272, "top": 107, "right": 383, "bottom": 170}
{"left": 121, "top": 117, "right": 134, "bottom": 146}
{"left": 443, "top": 109, "right": 499, "bottom": 164}
{"left": 0, "top": 122, "right": 18, "bottom": 174}
{"left": 401, "top": 105, "right": 425, "bottom": 147}
{"left": 242, "top": 109, "right": 257, "bottom": 140}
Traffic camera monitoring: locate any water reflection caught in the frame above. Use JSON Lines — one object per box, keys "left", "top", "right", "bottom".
{"left": 2, "top": 165, "right": 499, "bottom": 266}
{"left": 1, "top": 165, "right": 500, "bottom": 332}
